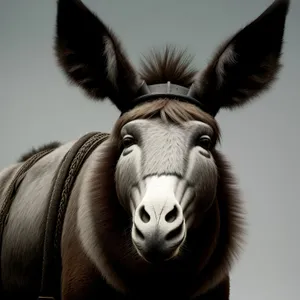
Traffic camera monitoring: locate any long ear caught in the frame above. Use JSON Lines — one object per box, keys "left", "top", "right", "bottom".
{"left": 55, "top": 0, "right": 142, "bottom": 112}
{"left": 191, "top": 0, "right": 290, "bottom": 116}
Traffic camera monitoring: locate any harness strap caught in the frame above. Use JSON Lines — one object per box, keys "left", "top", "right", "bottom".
{"left": 38, "top": 132, "right": 109, "bottom": 300}
{"left": 0, "top": 147, "right": 57, "bottom": 292}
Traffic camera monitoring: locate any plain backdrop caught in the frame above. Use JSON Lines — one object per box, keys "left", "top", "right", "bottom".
{"left": 0, "top": 0, "right": 299, "bottom": 299}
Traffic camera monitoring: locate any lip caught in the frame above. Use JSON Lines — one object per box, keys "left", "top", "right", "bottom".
{"left": 135, "top": 245, "right": 180, "bottom": 264}
{"left": 132, "top": 234, "right": 185, "bottom": 264}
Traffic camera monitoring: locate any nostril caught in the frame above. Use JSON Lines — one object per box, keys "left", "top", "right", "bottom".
{"left": 165, "top": 205, "right": 178, "bottom": 223}
{"left": 165, "top": 221, "right": 184, "bottom": 241}
{"left": 139, "top": 205, "right": 150, "bottom": 223}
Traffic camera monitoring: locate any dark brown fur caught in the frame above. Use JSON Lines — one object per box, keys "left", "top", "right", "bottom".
{"left": 61, "top": 114, "right": 244, "bottom": 299}
{"left": 55, "top": 0, "right": 289, "bottom": 116}
{"left": 1, "top": 0, "right": 289, "bottom": 299}
{"left": 55, "top": 0, "right": 289, "bottom": 299}
{"left": 139, "top": 46, "right": 197, "bottom": 87}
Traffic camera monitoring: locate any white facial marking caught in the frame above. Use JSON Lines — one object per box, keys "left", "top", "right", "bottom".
{"left": 132, "top": 175, "right": 186, "bottom": 261}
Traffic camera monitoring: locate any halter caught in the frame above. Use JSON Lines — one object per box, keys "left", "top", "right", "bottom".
{"left": 121, "top": 81, "right": 217, "bottom": 117}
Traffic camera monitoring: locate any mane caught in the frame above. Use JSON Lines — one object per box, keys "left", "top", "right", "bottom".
{"left": 139, "top": 46, "right": 197, "bottom": 87}
{"left": 112, "top": 99, "right": 221, "bottom": 144}
{"left": 17, "top": 141, "right": 61, "bottom": 162}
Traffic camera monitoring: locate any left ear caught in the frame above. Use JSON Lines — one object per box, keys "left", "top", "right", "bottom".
{"left": 192, "top": 0, "right": 290, "bottom": 116}
{"left": 55, "top": 0, "right": 142, "bottom": 112}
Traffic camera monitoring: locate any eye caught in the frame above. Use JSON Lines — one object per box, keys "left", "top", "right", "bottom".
{"left": 197, "top": 135, "right": 212, "bottom": 151}
{"left": 122, "top": 134, "right": 136, "bottom": 148}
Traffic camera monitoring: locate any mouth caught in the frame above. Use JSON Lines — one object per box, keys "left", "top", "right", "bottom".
{"left": 132, "top": 232, "right": 186, "bottom": 264}
{"left": 138, "top": 249, "right": 178, "bottom": 264}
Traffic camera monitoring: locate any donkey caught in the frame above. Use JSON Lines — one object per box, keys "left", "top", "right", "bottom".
{"left": 0, "top": 0, "right": 290, "bottom": 299}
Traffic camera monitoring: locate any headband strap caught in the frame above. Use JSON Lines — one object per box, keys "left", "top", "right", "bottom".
{"left": 121, "top": 81, "right": 216, "bottom": 117}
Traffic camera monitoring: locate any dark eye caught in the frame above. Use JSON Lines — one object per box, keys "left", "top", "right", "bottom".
{"left": 122, "top": 135, "right": 136, "bottom": 148}
{"left": 197, "top": 135, "right": 212, "bottom": 151}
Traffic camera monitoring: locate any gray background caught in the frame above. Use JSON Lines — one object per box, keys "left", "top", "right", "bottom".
{"left": 0, "top": 0, "right": 299, "bottom": 299}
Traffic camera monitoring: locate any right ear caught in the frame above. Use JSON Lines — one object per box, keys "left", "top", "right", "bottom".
{"left": 190, "top": 0, "right": 290, "bottom": 116}
{"left": 55, "top": 0, "right": 142, "bottom": 112}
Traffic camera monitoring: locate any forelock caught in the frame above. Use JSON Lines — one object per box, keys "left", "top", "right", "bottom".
{"left": 111, "top": 99, "right": 221, "bottom": 142}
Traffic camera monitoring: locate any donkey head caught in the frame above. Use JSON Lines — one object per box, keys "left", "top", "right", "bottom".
{"left": 55, "top": 0, "right": 289, "bottom": 263}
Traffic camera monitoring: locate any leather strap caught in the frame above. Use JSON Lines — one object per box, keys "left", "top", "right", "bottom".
{"left": 0, "top": 132, "right": 109, "bottom": 299}
{"left": 38, "top": 132, "right": 109, "bottom": 300}
{"left": 0, "top": 148, "right": 56, "bottom": 294}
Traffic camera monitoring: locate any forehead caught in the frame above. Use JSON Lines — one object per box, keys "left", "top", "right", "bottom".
{"left": 120, "top": 119, "right": 214, "bottom": 137}
{"left": 119, "top": 119, "right": 216, "bottom": 177}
